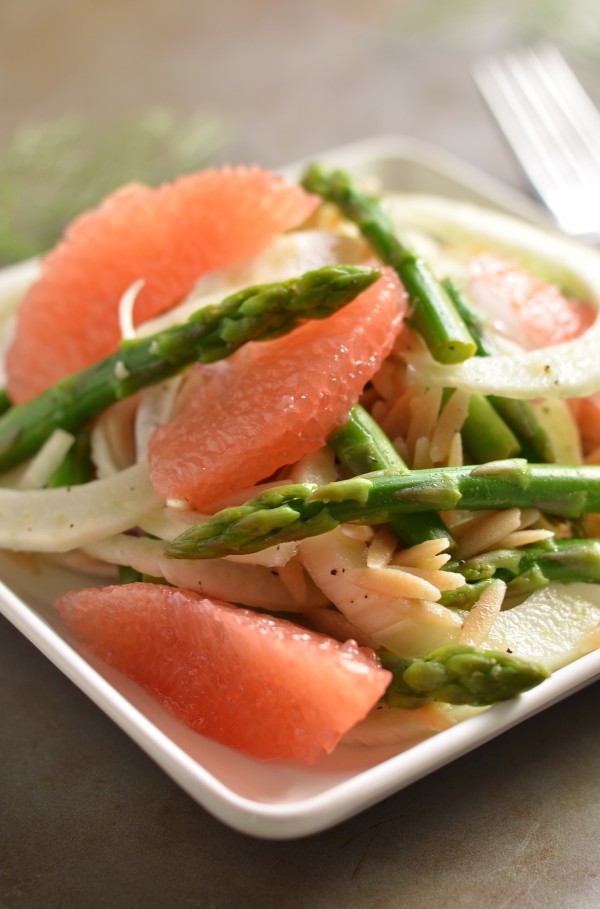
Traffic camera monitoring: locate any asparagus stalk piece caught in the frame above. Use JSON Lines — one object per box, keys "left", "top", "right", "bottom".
{"left": 0, "top": 389, "right": 11, "bottom": 416}
{"left": 458, "top": 538, "right": 600, "bottom": 590}
{"left": 165, "top": 459, "right": 600, "bottom": 558}
{"left": 328, "top": 404, "right": 453, "bottom": 546}
{"left": 440, "top": 278, "right": 488, "bottom": 357}
{"left": 439, "top": 578, "right": 497, "bottom": 610}
{"left": 452, "top": 390, "right": 521, "bottom": 463}
{"left": 303, "top": 167, "right": 546, "bottom": 463}
{"left": 0, "top": 265, "right": 380, "bottom": 472}
{"left": 442, "top": 278, "right": 555, "bottom": 462}
{"left": 46, "top": 429, "right": 93, "bottom": 488}
{"left": 301, "top": 164, "right": 477, "bottom": 364}
{"left": 381, "top": 645, "right": 549, "bottom": 707}
{"left": 490, "top": 397, "right": 556, "bottom": 463}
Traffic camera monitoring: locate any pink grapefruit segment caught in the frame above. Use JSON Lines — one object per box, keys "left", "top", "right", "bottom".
{"left": 56, "top": 582, "right": 391, "bottom": 763}
{"left": 7, "top": 167, "right": 318, "bottom": 402}
{"left": 469, "top": 253, "right": 594, "bottom": 350}
{"left": 149, "top": 268, "right": 406, "bottom": 510}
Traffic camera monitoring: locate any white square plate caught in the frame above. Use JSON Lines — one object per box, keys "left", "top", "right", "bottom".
{"left": 2, "top": 135, "right": 600, "bottom": 840}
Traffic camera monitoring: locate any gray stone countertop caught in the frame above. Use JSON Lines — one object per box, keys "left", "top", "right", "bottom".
{"left": 1, "top": 2, "right": 600, "bottom": 906}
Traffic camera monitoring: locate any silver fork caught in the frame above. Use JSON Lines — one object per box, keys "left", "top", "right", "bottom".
{"left": 473, "top": 45, "right": 600, "bottom": 241}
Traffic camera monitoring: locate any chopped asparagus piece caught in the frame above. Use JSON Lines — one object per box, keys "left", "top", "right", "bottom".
{"left": 460, "top": 538, "right": 600, "bottom": 588}
{"left": 443, "top": 277, "right": 555, "bottom": 462}
{"left": 46, "top": 429, "right": 93, "bottom": 488}
{"left": 328, "top": 404, "right": 452, "bottom": 546}
{"left": 165, "top": 460, "right": 600, "bottom": 558}
{"left": 0, "top": 388, "right": 11, "bottom": 417}
{"left": 0, "top": 265, "right": 380, "bottom": 471}
{"left": 439, "top": 578, "right": 497, "bottom": 610}
{"left": 302, "top": 164, "right": 477, "bottom": 364}
{"left": 381, "top": 644, "right": 549, "bottom": 706}
{"left": 455, "top": 391, "right": 521, "bottom": 463}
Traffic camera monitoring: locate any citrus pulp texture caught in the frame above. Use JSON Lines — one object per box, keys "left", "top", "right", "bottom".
{"left": 56, "top": 582, "right": 391, "bottom": 763}
{"left": 469, "top": 253, "right": 594, "bottom": 350}
{"left": 7, "top": 166, "right": 317, "bottom": 402}
{"left": 149, "top": 269, "right": 406, "bottom": 510}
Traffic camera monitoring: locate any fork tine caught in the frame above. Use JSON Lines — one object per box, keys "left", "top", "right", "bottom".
{"left": 538, "top": 45, "right": 600, "bottom": 162}
{"left": 528, "top": 46, "right": 600, "bottom": 177}
{"left": 505, "top": 48, "right": 589, "bottom": 185}
{"left": 474, "top": 50, "right": 567, "bottom": 193}
{"left": 473, "top": 45, "right": 600, "bottom": 238}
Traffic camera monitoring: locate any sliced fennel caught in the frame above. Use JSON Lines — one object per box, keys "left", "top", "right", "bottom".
{"left": 135, "top": 229, "right": 366, "bottom": 337}
{"left": 117, "top": 278, "right": 145, "bottom": 340}
{"left": 16, "top": 428, "right": 75, "bottom": 489}
{"left": 479, "top": 582, "right": 600, "bottom": 671}
{"left": 406, "top": 325, "right": 600, "bottom": 399}
{"left": 134, "top": 375, "right": 183, "bottom": 461}
{"left": 528, "top": 398, "right": 582, "bottom": 464}
{"left": 84, "top": 534, "right": 325, "bottom": 610}
{"left": 343, "top": 701, "right": 455, "bottom": 747}
{"left": 0, "top": 461, "right": 161, "bottom": 552}
{"left": 388, "top": 195, "right": 600, "bottom": 400}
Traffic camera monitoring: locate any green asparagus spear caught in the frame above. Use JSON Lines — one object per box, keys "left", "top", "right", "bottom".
{"left": 0, "top": 388, "right": 11, "bottom": 417}
{"left": 440, "top": 278, "right": 489, "bottom": 357}
{"left": 328, "top": 404, "right": 452, "bottom": 546}
{"left": 165, "top": 459, "right": 600, "bottom": 558}
{"left": 328, "top": 404, "right": 402, "bottom": 475}
{"left": 442, "top": 278, "right": 555, "bottom": 462}
{"left": 490, "top": 397, "right": 556, "bottom": 463}
{"left": 303, "top": 167, "right": 551, "bottom": 464}
{"left": 443, "top": 536, "right": 600, "bottom": 602}
{"left": 439, "top": 578, "right": 498, "bottom": 610}
{"left": 46, "top": 429, "right": 93, "bottom": 487}
{"left": 302, "top": 164, "right": 477, "bottom": 364}
{"left": 458, "top": 538, "right": 600, "bottom": 589}
{"left": 0, "top": 265, "right": 380, "bottom": 472}
{"left": 452, "top": 390, "right": 521, "bottom": 463}
{"left": 380, "top": 645, "right": 549, "bottom": 707}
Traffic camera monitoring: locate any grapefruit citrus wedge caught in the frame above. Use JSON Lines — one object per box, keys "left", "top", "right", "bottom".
{"left": 149, "top": 268, "right": 406, "bottom": 510}
{"left": 7, "top": 166, "right": 317, "bottom": 402}
{"left": 56, "top": 582, "right": 391, "bottom": 763}
{"left": 469, "top": 253, "right": 594, "bottom": 350}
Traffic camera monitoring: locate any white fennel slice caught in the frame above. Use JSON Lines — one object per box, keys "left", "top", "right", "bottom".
{"left": 475, "top": 582, "right": 600, "bottom": 671}
{"left": 0, "top": 462, "right": 161, "bottom": 552}
{"left": 84, "top": 533, "right": 326, "bottom": 611}
{"left": 343, "top": 701, "right": 456, "bottom": 747}
{"left": 135, "top": 230, "right": 367, "bottom": 337}
{"left": 386, "top": 195, "right": 600, "bottom": 400}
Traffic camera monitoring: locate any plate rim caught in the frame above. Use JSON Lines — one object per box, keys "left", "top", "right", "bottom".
{"left": 2, "top": 133, "right": 598, "bottom": 840}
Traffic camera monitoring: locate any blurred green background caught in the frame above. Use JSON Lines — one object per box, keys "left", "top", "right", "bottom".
{"left": 0, "top": 0, "right": 598, "bottom": 265}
